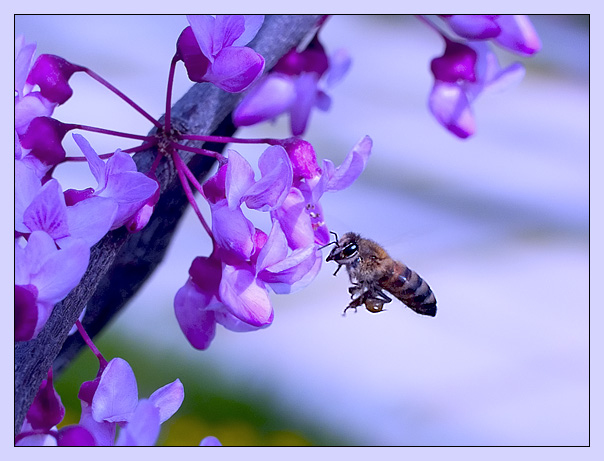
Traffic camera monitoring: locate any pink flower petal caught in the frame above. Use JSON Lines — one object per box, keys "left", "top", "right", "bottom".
{"left": 205, "top": 46, "right": 265, "bottom": 93}
{"left": 15, "top": 160, "right": 42, "bottom": 233}
{"left": 92, "top": 358, "right": 138, "bottom": 423}
{"left": 65, "top": 196, "right": 118, "bottom": 247}
{"left": 270, "top": 188, "right": 314, "bottom": 250}
{"left": 148, "top": 379, "right": 184, "bottom": 424}
{"left": 219, "top": 265, "right": 273, "bottom": 327}
{"left": 325, "top": 135, "right": 372, "bottom": 192}
{"left": 232, "top": 73, "right": 296, "bottom": 126}
{"left": 211, "top": 200, "right": 255, "bottom": 260}
{"left": 187, "top": 15, "right": 216, "bottom": 61}
{"left": 256, "top": 220, "right": 289, "bottom": 272}
{"left": 428, "top": 81, "right": 475, "bottom": 138}
{"left": 200, "top": 435, "right": 222, "bottom": 446}
{"left": 232, "top": 15, "right": 264, "bottom": 46}
{"left": 244, "top": 145, "right": 293, "bottom": 211}
{"left": 174, "top": 280, "right": 218, "bottom": 351}
{"left": 225, "top": 149, "right": 255, "bottom": 210}
{"left": 56, "top": 425, "right": 96, "bottom": 446}
{"left": 32, "top": 236, "right": 89, "bottom": 305}
{"left": 290, "top": 72, "right": 319, "bottom": 136}
{"left": 22, "top": 179, "right": 70, "bottom": 239}
{"left": 213, "top": 15, "right": 246, "bottom": 50}
{"left": 259, "top": 244, "right": 319, "bottom": 294}
{"left": 494, "top": 15, "right": 542, "bottom": 56}
{"left": 443, "top": 15, "right": 501, "bottom": 40}
{"left": 115, "top": 400, "right": 160, "bottom": 446}
{"left": 73, "top": 133, "right": 107, "bottom": 187}
{"left": 15, "top": 284, "right": 38, "bottom": 341}
{"left": 15, "top": 92, "right": 56, "bottom": 135}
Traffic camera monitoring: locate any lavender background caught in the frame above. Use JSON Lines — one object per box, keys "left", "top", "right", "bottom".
{"left": 14, "top": 15, "right": 588, "bottom": 445}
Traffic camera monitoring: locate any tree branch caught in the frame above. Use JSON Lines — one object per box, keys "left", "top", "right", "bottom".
{"left": 14, "top": 15, "right": 323, "bottom": 437}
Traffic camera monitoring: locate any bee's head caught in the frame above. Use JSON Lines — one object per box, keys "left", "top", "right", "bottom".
{"left": 325, "top": 232, "right": 360, "bottom": 264}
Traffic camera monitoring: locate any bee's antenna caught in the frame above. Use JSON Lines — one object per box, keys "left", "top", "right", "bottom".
{"left": 319, "top": 231, "right": 340, "bottom": 250}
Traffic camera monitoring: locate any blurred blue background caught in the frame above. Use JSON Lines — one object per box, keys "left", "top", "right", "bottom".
{"left": 15, "top": 15, "right": 588, "bottom": 446}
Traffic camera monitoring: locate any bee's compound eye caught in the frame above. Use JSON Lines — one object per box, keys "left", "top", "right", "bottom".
{"left": 341, "top": 243, "right": 358, "bottom": 258}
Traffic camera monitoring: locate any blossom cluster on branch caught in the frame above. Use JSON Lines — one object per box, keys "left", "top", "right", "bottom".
{"left": 14, "top": 14, "right": 540, "bottom": 445}
{"left": 424, "top": 15, "right": 541, "bottom": 138}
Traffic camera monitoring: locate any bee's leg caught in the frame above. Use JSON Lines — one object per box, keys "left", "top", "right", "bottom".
{"left": 364, "top": 289, "right": 392, "bottom": 313}
{"left": 348, "top": 283, "right": 362, "bottom": 298}
{"left": 342, "top": 304, "right": 358, "bottom": 316}
{"left": 343, "top": 293, "right": 365, "bottom": 316}
{"left": 374, "top": 290, "right": 392, "bottom": 303}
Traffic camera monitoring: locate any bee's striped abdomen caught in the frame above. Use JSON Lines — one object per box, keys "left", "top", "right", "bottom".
{"left": 380, "top": 262, "right": 437, "bottom": 317}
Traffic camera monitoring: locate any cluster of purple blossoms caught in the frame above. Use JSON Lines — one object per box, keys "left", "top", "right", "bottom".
{"left": 175, "top": 135, "right": 371, "bottom": 350}
{"left": 15, "top": 15, "right": 370, "bottom": 445}
{"left": 424, "top": 15, "right": 541, "bottom": 138}
{"left": 16, "top": 355, "right": 186, "bottom": 446}
{"left": 15, "top": 14, "right": 540, "bottom": 445}
{"left": 233, "top": 29, "right": 351, "bottom": 136}
{"left": 15, "top": 37, "right": 159, "bottom": 342}
{"left": 176, "top": 15, "right": 265, "bottom": 92}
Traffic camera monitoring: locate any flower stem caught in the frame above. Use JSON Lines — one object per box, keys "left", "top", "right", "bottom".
{"left": 63, "top": 152, "right": 115, "bottom": 162}
{"left": 180, "top": 157, "right": 208, "bottom": 197}
{"left": 171, "top": 141, "right": 227, "bottom": 164}
{"left": 172, "top": 152, "right": 214, "bottom": 240}
{"left": 76, "top": 320, "right": 108, "bottom": 369}
{"left": 148, "top": 151, "right": 164, "bottom": 175}
{"left": 164, "top": 55, "right": 179, "bottom": 134}
{"left": 62, "top": 140, "right": 156, "bottom": 162}
{"left": 84, "top": 68, "right": 163, "bottom": 129}
{"left": 121, "top": 140, "right": 159, "bottom": 154}
{"left": 71, "top": 123, "right": 154, "bottom": 142}
{"left": 181, "top": 133, "right": 283, "bottom": 146}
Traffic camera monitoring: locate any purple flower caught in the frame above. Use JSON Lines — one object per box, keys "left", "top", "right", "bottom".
{"left": 15, "top": 37, "right": 57, "bottom": 138}
{"left": 78, "top": 357, "right": 184, "bottom": 446}
{"left": 233, "top": 36, "right": 351, "bottom": 135}
{"left": 175, "top": 219, "right": 319, "bottom": 350}
{"left": 24, "top": 368, "right": 64, "bottom": 432}
{"left": 274, "top": 136, "right": 372, "bottom": 247}
{"left": 428, "top": 39, "right": 526, "bottom": 138}
{"left": 15, "top": 231, "right": 90, "bottom": 341}
{"left": 16, "top": 368, "right": 69, "bottom": 446}
{"left": 439, "top": 15, "right": 501, "bottom": 40}
{"left": 425, "top": 15, "right": 540, "bottom": 138}
{"left": 177, "top": 15, "right": 265, "bottom": 93}
{"left": 204, "top": 145, "right": 293, "bottom": 262}
{"left": 200, "top": 435, "right": 222, "bottom": 446}
{"left": 14, "top": 155, "right": 115, "bottom": 340}
{"left": 72, "top": 133, "right": 159, "bottom": 230}
{"left": 55, "top": 425, "right": 96, "bottom": 446}
{"left": 125, "top": 173, "right": 161, "bottom": 233}
{"left": 175, "top": 137, "right": 370, "bottom": 350}
{"left": 16, "top": 160, "right": 118, "bottom": 247}
{"left": 440, "top": 15, "right": 541, "bottom": 56}
{"left": 19, "top": 116, "right": 69, "bottom": 166}
{"left": 26, "top": 54, "right": 85, "bottom": 105}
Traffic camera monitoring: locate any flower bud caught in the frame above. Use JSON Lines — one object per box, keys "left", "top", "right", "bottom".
{"left": 20, "top": 117, "right": 70, "bottom": 166}
{"left": 27, "top": 54, "right": 84, "bottom": 104}
{"left": 279, "top": 137, "right": 321, "bottom": 180}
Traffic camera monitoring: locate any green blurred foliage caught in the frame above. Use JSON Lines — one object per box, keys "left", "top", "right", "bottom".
{"left": 53, "top": 332, "right": 349, "bottom": 446}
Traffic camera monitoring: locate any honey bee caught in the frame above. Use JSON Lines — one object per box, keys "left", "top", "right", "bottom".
{"left": 324, "top": 232, "right": 437, "bottom": 316}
